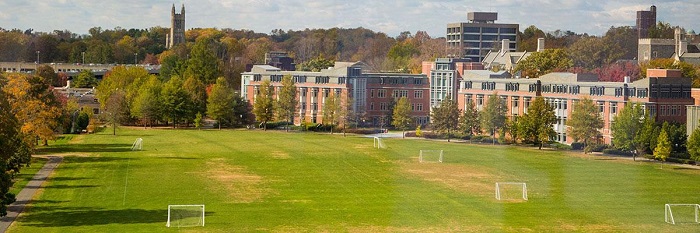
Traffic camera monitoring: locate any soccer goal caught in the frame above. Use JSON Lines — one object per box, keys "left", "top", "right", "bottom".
{"left": 166, "top": 205, "right": 205, "bottom": 227}
{"left": 495, "top": 182, "right": 528, "bottom": 201}
{"left": 131, "top": 138, "right": 143, "bottom": 151}
{"left": 665, "top": 204, "right": 700, "bottom": 224}
{"left": 373, "top": 137, "right": 386, "bottom": 149}
{"left": 419, "top": 150, "right": 443, "bottom": 163}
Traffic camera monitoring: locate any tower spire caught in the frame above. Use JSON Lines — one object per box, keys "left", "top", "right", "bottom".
{"left": 181, "top": 4, "right": 185, "bottom": 14}
{"left": 171, "top": 4, "right": 175, "bottom": 15}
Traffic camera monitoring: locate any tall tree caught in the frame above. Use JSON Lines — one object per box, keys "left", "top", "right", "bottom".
{"left": 431, "top": 96, "right": 460, "bottom": 142}
{"left": 322, "top": 92, "right": 342, "bottom": 134}
{"left": 207, "top": 77, "right": 235, "bottom": 130}
{"left": 458, "top": 100, "right": 480, "bottom": 136}
{"left": 480, "top": 93, "right": 507, "bottom": 138}
{"left": 635, "top": 113, "right": 657, "bottom": 155}
{"left": 391, "top": 97, "right": 412, "bottom": 138}
{"left": 517, "top": 96, "right": 557, "bottom": 149}
{"left": 0, "top": 79, "right": 32, "bottom": 217}
{"left": 567, "top": 97, "right": 603, "bottom": 152}
{"left": 611, "top": 102, "right": 644, "bottom": 160}
{"left": 161, "top": 76, "right": 191, "bottom": 128}
{"left": 184, "top": 37, "right": 221, "bottom": 84}
{"left": 688, "top": 126, "right": 700, "bottom": 162}
{"left": 275, "top": 75, "right": 298, "bottom": 132}
{"left": 103, "top": 89, "right": 128, "bottom": 135}
{"left": 253, "top": 80, "right": 274, "bottom": 130}
{"left": 514, "top": 49, "right": 573, "bottom": 78}
{"left": 3, "top": 73, "right": 62, "bottom": 146}
{"left": 130, "top": 75, "right": 162, "bottom": 128}
{"left": 653, "top": 129, "right": 671, "bottom": 169}
{"left": 182, "top": 75, "right": 208, "bottom": 124}
{"left": 72, "top": 70, "right": 98, "bottom": 88}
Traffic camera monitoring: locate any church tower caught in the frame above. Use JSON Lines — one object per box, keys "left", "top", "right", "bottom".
{"left": 167, "top": 4, "right": 185, "bottom": 48}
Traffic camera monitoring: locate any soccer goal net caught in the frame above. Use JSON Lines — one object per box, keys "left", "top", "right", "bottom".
{"left": 665, "top": 204, "right": 700, "bottom": 224}
{"left": 419, "top": 150, "right": 443, "bottom": 163}
{"left": 131, "top": 138, "right": 143, "bottom": 151}
{"left": 495, "top": 182, "right": 528, "bottom": 201}
{"left": 373, "top": 137, "right": 386, "bottom": 149}
{"left": 166, "top": 205, "right": 205, "bottom": 227}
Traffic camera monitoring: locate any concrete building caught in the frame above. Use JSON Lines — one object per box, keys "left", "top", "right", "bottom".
{"left": 639, "top": 28, "right": 700, "bottom": 65}
{"left": 446, "top": 12, "right": 519, "bottom": 62}
{"left": 241, "top": 62, "right": 430, "bottom": 127}
{"left": 636, "top": 5, "right": 657, "bottom": 39}
{"left": 166, "top": 4, "right": 185, "bottom": 48}
{"left": 421, "top": 58, "right": 485, "bottom": 108}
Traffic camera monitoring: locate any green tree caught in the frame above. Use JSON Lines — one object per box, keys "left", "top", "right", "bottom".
{"left": 567, "top": 97, "right": 603, "bottom": 152}
{"left": 184, "top": 37, "right": 221, "bottom": 84}
{"left": 297, "top": 56, "right": 335, "bottom": 72}
{"left": 322, "top": 92, "right": 342, "bottom": 134}
{"left": 635, "top": 113, "right": 657, "bottom": 155}
{"left": 391, "top": 97, "right": 412, "bottom": 138}
{"left": 517, "top": 96, "right": 557, "bottom": 149}
{"left": 253, "top": 80, "right": 274, "bottom": 130}
{"left": 514, "top": 49, "right": 573, "bottom": 78}
{"left": 130, "top": 76, "right": 162, "bottom": 128}
{"left": 688, "top": 125, "right": 700, "bottom": 162}
{"left": 0, "top": 79, "right": 32, "bottom": 217}
{"left": 611, "top": 102, "right": 644, "bottom": 160}
{"left": 72, "top": 70, "right": 98, "bottom": 88}
{"left": 653, "top": 129, "right": 671, "bottom": 169}
{"left": 103, "top": 89, "right": 128, "bottom": 135}
{"left": 35, "top": 65, "right": 60, "bottom": 87}
{"left": 76, "top": 111, "right": 90, "bottom": 133}
{"left": 431, "top": 96, "right": 460, "bottom": 142}
{"left": 182, "top": 75, "right": 208, "bottom": 125}
{"left": 161, "top": 76, "right": 191, "bottom": 128}
{"left": 458, "top": 100, "right": 480, "bottom": 136}
{"left": 194, "top": 112, "right": 204, "bottom": 130}
{"left": 206, "top": 77, "right": 235, "bottom": 130}
{"left": 233, "top": 94, "right": 254, "bottom": 127}
{"left": 640, "top": 58, "right": 699, "bottom": 87}
{"left": 480, "top": 93, "right": 506, "bottom": 138}
{"left": 275, "top": 75, "right": 298, "bottom": 132}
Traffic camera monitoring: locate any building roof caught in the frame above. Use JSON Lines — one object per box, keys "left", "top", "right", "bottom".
{"left": 481, "top": 50, "right": 531, "bottom": 72}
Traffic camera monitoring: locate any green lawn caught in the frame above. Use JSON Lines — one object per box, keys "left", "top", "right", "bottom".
{"left": 8, "top": 128, "right": 700, "bottom": 232}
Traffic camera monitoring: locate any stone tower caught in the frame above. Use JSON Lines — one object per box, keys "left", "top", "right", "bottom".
{"left": 166, "top": 4, "right": 185, "bottom": 48}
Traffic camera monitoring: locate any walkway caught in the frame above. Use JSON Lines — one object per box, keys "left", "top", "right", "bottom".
{"left": 0, "top": 156, "right": 62, "bottom": 233}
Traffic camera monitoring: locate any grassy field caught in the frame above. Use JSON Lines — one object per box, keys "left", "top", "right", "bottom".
{"left": 8, "top": 127, "right": 700, "bottom": 232}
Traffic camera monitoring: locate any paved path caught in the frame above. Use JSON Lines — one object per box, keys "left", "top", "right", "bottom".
{"left": 0, "top": 156, "right": 62, "bottom": 233}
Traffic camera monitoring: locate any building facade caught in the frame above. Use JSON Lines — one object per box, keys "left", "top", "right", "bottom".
{"left": 241, "top": 62, "right": 430, "bottom": 127}
{"left": 450, "top": 68, "right": 692, "bottom": 145}
{"left": 166, "top": 4, "right": 185, "bottom": 48}
{"left": 446, "top": 12, "right": 519, "bottom": 62}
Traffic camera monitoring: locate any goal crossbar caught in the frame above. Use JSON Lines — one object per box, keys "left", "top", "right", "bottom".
{"left": 419, "top": 150, "right": 443, "bottom": 163}
{"left": 495, "top": 182, "right": 528, "bottom": 201}
{"left": 166, "top": 204, "right": 205, "bottom": 227}
{"left": 665, "top": 204, "right": 700, "bottom": 224}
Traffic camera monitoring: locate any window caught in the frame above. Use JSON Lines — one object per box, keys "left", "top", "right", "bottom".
{"left": 393, "top": 90, "right": 408, "bottom": 98}
{"left": 371, "top": 89, "right": 375, "bottom": 98}
{"left": 464, "top": 27, "right": 480, "bottom": 33}
{"left": 597, "top": 101, "right": 605, "bottom": 113}
{"left": 464, "top": 81, "right": 473, "bottom": 89}
{"left": 323, "top": 89, "right": 330, "bottom": 98}
{"left": 476, "top": 94, "right": 484, "bottom": 106}
{"left": 312, "top": 88, "right": 318, "bottom": 98}
{"left": 370, "top": 102, "right": 374, "bottom": 110}
{"left": 416, "top": 104, "right": 423, "bottom": 111}
{"left": 610, "top": 102, "right": 617, "bottom": 115}
{"left": 271, "top": 75, "right": 282, "bottom": 82}
{"left": 312, "top": 103, "right": 318, "bottom": 111}
{"left": 529, "top": 84, "right": 537, "bottom": 92}
{"left": 481, "top": 82, "right": 495, "bottom": 90}
{"left": 414, "top": 90, "right": 423, "bottom": 99}
{"left": 378, "top": 89, "right": 386, "bottom": 98}
{"left": 338, "top": 77, "right": 346, "bottom": 84}
{"left": 413, "top": 78, "right": 423, "bottom": 85}
{"left": 253, "top": 74, "right": 262, "bottom": 81}
{"left": 316, "top": 76, "right": 330, "bottom": 84}
{"left": 293, "top": 75, "right": 307, "bottom": 83}
{"left": 380, "top": 102, "right": 388, "bottom": 111}
{"left": 506, "top": 83, "right": 519, "bottom": 91}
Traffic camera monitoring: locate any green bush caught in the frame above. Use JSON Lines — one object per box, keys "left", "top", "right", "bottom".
{"left": 585, "top": 144, "right": 608, "bottom": 152}
{"left": 571, "top": 142, "right": 585, "bottom": 150}
{"left": 345, "top": 128, "right": 383, "bottom": 135}
{"left": 549, "top": 142, "right": 572, "bottom": 150}
{"left": 603, "top": 148, "right": 633, "bottom": 156}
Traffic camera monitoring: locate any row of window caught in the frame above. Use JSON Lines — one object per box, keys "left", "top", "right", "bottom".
{"left": 368, "top": 102, "right": 424, "bottom": 112}
{"left": 369, "top": 89, "right": 424, "bottom": 99}
{"left": 659, "top": 105, "right": 684, "bottom": 116}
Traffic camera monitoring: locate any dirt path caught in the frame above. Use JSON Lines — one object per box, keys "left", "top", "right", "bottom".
{"left": 0, "top": 156, "right": 62, "bottom": 233}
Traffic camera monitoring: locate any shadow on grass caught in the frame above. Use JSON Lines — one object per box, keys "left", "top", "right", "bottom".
{"left": 673, "top": 167, "right": 698, "bottom": 170}
{"left": 24, "top": 184, "right": 99, "bottom": 189}
{"left": 16, "top": 207, "right": 214, "bottom": 227}
{"left": 45, "top": 177, "right": 93, "bottom": 182}
{"left": 63, "top": 156, "right": 133, "bottom": 164}
{"left": 35, "top": 143, "right": 133, "bottom": 155}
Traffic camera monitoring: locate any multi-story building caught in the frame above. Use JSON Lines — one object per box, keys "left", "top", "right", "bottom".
{"left": 421, "top": 58, "right": 485, "bottom": 108}
{"left": 166, "top": 4, "right": 185, "bottom": 49}
{"left": 452, "top": 68, "right": 692, "bottom": 144}
{"left": 446, "top": 12, "right": 519, "bottom": 62}
{"left": 241, "top": 62, "right": 430, "bottom": 127}
{"left": 636, "top": 5, "right": 656, "bottom": 39}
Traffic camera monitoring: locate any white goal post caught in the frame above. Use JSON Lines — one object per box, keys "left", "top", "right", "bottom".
{"left": 419, "top": 150, "right": 443, "bottom": 163}
{"left": 495, "top": 182, "right": 528, "bottom": 201}
{"left": 665, "top": 204, "right": 700, "bottom": 224}
{"left": 131, "top": 138, "right": 143, "bottom": 151}
{"left": 373, "top": 137, "right": 386, "bottom": 149}
{"left": 166, "top": 204, "right": 205, "bottom": 227}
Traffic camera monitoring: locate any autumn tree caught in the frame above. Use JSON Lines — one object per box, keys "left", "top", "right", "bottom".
{"left": 517, "top": 96, "right": 557, "bottom": 149}
{"left": 3, "top": 73, "right": 63, "bottom": 146}
{"left": 514, "top": 49, "right": 573, "bottom": 78}
{"left": 253, "top": 80, "right": 274, "bottom": 130}
{"left": 654, "top": 128, "right": 671, "bottom": 169}
{"left": 275, "top": 75, "right": 298, "bottom": 131}
{"left": 103, "top": 89, "right": 128, "bottom": 135}
{"left": 567, "top": 97, "right": 603, "bottom": 152}
{"left": 640, "top": 58, "right": 699, "bottom": 87}
{"left": 322, "top": 92, "right": 342, "bottom": 134}
{"left": 182, "top": 75, "right": 208, "bottom": 124}
{"left": 431, "top": 96, "right": 460, "bottom": 142}
{"left": 161, "top": 76, "right": 191, "bottom": 128}
{"left": 611, "top": 102, "right": 644, "bottom": 160}
{"left": 207, "top": 77, "right": 235, "bottom": 129}
{"left": 456, "top": 101, "right": 478, "bottom": 137}
{"left": 0, "top": 80, "right": 32, "bottom": 217}
{"left": 184, "top": 37, "right": 221, "bottom": 85}
{"left": 480, "top": 93, "right": 507, "bottom": 138}
{"left": 391, "top": 97, "right": 412, "bottom": 138}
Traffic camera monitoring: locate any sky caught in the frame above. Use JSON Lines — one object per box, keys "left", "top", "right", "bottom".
{"left": 1, "top": 0, "right": 698, "bottom": 38}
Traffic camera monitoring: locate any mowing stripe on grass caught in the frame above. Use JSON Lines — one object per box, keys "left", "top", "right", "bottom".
{"left": 122, "top": 157, "right": 130, "bottom": 206}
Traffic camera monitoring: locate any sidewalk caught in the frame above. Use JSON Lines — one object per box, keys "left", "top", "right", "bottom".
{"left": 0, "top": 156, "right": 62, "bottom": 233}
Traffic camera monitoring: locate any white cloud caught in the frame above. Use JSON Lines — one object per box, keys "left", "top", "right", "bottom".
{"left": 0, "top": 0, "right": 698, "bottom": 37}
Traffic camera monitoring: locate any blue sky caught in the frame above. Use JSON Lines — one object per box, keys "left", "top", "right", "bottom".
{"left": 1, "top": 0, "right": 698, "bottom": 37}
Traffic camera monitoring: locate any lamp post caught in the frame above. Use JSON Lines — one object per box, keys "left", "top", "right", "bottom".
{"left": 134, "top": 52, "right": 138, "bottom": 65}
{"left": 82, "top": 51, "right": 85, "bottom": 64}
{"left": 36, "top": 51, "right": 40, "bottom": 64}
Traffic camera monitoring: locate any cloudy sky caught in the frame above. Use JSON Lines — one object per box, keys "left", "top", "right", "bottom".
{"left": 1, "top": 0, "right": 698, "bottom": 37}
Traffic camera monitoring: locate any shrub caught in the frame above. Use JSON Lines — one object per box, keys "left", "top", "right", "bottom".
{"left": 585, "top": 144, "right": 608, "bottom": 152}
{"left": 666, "top": 157, "right": 696, "bottom": 165}
{"left": 571, "top": 142, "right": 584, "bottom": 150}
{"left": 344, "top": 128, "right": 384, "bottom": 135}
{"left": 603, "top": 148, "right": 633, "bottom": 156}
{"left": 415, "top": 125, "right": 423, "bottom": 137}
{"left": 549, "top": 142, "right": 572, "bottom": 150}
